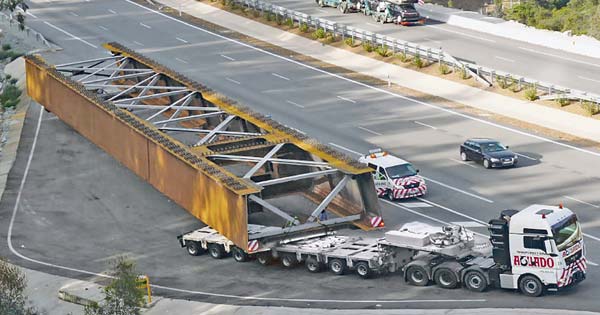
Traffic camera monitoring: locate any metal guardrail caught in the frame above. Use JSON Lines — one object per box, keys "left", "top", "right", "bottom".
{"left": 0, "top": 12, "right": 53, "bottom": 49}
{"left": 236, "top": 0, "right": 600, "bottom": 105}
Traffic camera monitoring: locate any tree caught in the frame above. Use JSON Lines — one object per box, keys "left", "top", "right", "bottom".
{"left": 0, "top": 258, "right": 38, "bottom": 315}
{"left": 0, "top": 0, "right": 27, "bottom": 30}
{"left": 85, "top": 257, "right": 146, "bottom": 315}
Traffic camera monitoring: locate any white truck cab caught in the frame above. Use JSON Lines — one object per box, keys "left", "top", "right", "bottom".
{"left": 359, "top": 149, "right": 427, "bottom": 200}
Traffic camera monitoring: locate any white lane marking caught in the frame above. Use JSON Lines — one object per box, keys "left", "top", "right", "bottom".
{"left": 417, "top": 197, "right": 488, "bottom": 225}
{"left": 140, "top": 22, "right": 152, "bottom": 29}
{"left": 286, "top": 100, "right": 305, "bottom": 108}
{"left": 413, "top": 120, "right": 437, "bottom": 130}
{"left": 400, "top": 202, "right": 433, "bottom": 208}
{"left": 176, "top": 37, "right": 189, "bottom": 44}
{"left": 357, "top": 126, "right": 383, "bottom": 136}
{"left": 426, "top": 25, "right": 496, "bottom": 43}
{"left": 328, "top": 142, "right": 363, "bottom": 156}
{"left": 563, "top": 195, "right": 600, "bottom": 209}
{"left": 578, "top": 76, "right": 600, "bottom": 84}
{"left": 99, "top": 25, "right": 109, "bottom": 31}
{"left": 7, "top": 109, "right": 488, "bottom": 305}
{"left": 451, "top": 221, "right": 487, "bottom": 228}
{"left": 423, "top": 37, "right": 441, "bottom": 44}
{"left": 220, "top": 54, "right": 235, "bottom": 61}
{"left": 133, "top": 40, "right": 144, "bottom": 46}
{"left": 515, "top": 152, "right": 537, "bottom": 161}
{"left": 26, "top": 11, "right": 38, "bottom": 18}
{"left": 175, "top": 57, "right": 188, "bottom": 64}
{"left": 420, "top": 177, "right": 494, "bottom": 203}
{"left": 588, "top": 261, "right": 599, "bottom": 266}
{"left": 271, "top": 72, "right": 290, "bottom": 81}
{"left": 42, "top": 21, "right": 98, "bottom": 48}
{"left": 519, "top": 47, "right": 600, "bottom": 69}
{"left": 337, "top": 95, "right": 356, "bottom": 103}
{"left": 69, "top": 11, "right": 79, "bottom": 17}
{"left": 316, "top": 9, "right": 328, "bottom": 13}
{"left": 108, "top": 9, "right": 117, "bottom": 14}
{"left": 449, "top": 158, "right": 477, "bottom": 168}
{"left": 494, "top": 55, "right": 515, "bottom": 63}
{"left": 585, "top": 233, "right": 600, "bottom": 242}
{"left": 366, "top": 22, "right": 381, "bottom": 28}
{"left": 226, "top": 77, "right": 241, "bottom": 85}
{"left": 123, "top": 0, "right": 600, "bottom": 160}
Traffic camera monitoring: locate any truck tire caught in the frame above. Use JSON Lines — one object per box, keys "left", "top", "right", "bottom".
{"left": 329, "top": 258, "right": 348, "bottom": 275}
{"left": 386, "top": 190, "right": 395, "bottom": 201}
{"left": 519, "top": 275, "right": 544, "bottom": 297}
{"left": 208, "top": 244, "right": 226, "bottom": 259}
{"left": 355, "top": 261, "right": 373, "bottom": 278}
{"left": 257, "top": 253, "right": 273, "bottom": 265}
{"left": 232, "top": 247, "right": 249, "bottom": 263}
{"left": 281, "top": 254, "right": 297, "bottom": 268}
{"left": 406, "top": 265, "right": 429, "bottom": 286}
{"left": 434, "top": 268, "right": 459, "bottom": 289}
{"left": 186, "top": 241, "right": 203, "bottom": 256}
{"left": 463, "top": 270, "right": 487, "bottom": 292}
{"left": 305, "top": 257, "right": 323, "bottom": 273}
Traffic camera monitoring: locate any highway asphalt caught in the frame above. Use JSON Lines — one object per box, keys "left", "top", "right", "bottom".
{"left": 1, "top": 0, "right": 599, "bottom": 311}
{"left": 260, "top": 0, "right": 600, "bottom": 94}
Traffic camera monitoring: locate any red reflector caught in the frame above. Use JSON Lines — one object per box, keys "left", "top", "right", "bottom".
{"left": 378, "top": 220, "right": 385, "bottom": 228}
{"left": 559, "top": 203, "right": 563, "bottom": 209}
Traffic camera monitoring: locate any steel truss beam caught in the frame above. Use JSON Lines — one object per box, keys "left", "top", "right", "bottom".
{"left": 152, "top": 111, "right": 225, "bottom": 125}
{"left": 256, "top": 169, "right": 339, "bottom": 187}
{"left": 113, "top": 89, "right": 190, "bottom": 104}
{"left": 195, "top": 115, "right": 236, "bottom": 146}
{"left": 307, "top": 175, "right": 351, "bottom": 222}
{"left": 243, "top": 143, "right": 285, "bottom": 179}
{"left": 209, "top": 155, "right": 331, "bottom": 168}
{"left": 159, "top": 127, "right": 261, "bottom": 137}
{"left": 248, "top": 195, "right": 299, "bottom": 225}
{"left": 248, "top": 215, "right": 361, "bottom": 240}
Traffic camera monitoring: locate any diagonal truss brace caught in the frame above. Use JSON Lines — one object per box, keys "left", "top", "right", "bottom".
{"left": 256, "top": 169, "right": 339, "bottom": 187}
{"left": 195, "top": 115, "right": 236, "bottom": 146}
{"left": 243, "top": 143, "right": 285, "bottom": 179}
{"left": 248, "top": 195, "right": 300, "bottom": 225}
{"left": 307, "top": 175, "right": 351, "bottom": 222}
{"left": 209, "top": 155, "right": 330, "bottom": 168}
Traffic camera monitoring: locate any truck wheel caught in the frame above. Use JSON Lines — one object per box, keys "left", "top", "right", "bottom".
{"left": 355, "top": 261, "right": 372, "bottom": 278}
{"left": 329, "top": 258, "right": 347, "bottom": 275}
{"left": 434, "top": 268, "right": 458, "bottom": 289}
{"left": 257, "top": 253, "right": 273, "bottom": 265}
{"left": 281, "top": 254, "right": 297, "bottom": 268}
{"left": 463, "top": 270, "right": 487, "bottom": 292}
{"left": 460, "top": 151, "right": 469, "bottom": 161}
{"left": 208, "top": 244, "right": 226, "bottom": 259}
{"left": 305, "top": 257, "right": 323, "bottom": 273}
{"left": 232, "top": 247, "right": 249, "bottom": 263}
{"left": 386, "top": 190, "right": 395, "bottom": 201}
{"left": 519, "top": 275, "right": 544, "bottom": 297}
{"left": 186, "top": 241, "right": 203, "bottom": 256}
{"left": 406, "top": 266, "right": 429, "bottom": 286}
{"left": 483, "top": 159, "right": 491, "bottom": 169}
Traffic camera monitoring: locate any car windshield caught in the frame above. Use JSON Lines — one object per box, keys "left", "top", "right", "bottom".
{"left": 385, "top": 164, "right": 417, "bottom": 179}
{"left": 481, "top": 142, "right": 506, "bottom": 153}
{"left": 552, "top": 215, "right": 581, "bottom": 251}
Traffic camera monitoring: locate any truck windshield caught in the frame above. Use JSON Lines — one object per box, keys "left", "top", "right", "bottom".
{"left": 552, "top": 215, "right": 581, "bottom": 251}
{"left": 385, "top": 164, "right": 417, "bottom": 179}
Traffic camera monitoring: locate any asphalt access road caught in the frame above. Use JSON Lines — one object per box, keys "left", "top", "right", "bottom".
{"left": 264, "top": 0, "right": 600, "bottom": 94}
{"left": 1, "top": 0, "right": 599, "bottom": 310}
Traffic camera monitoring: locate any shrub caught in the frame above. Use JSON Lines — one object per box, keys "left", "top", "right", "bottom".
{"left": 285, "top": 17, "right": 294, "bottom": 28}
{"left": 459, "top": 66, "right": 470, "bottom": 80}
{"left": 265, "top": 12, "right": 275, "bottom": 21}
{"left": 323, "top": 33, "right": 336, "bottom": 43}
{"left": 375, "top": 45, "right": 391, "bottom": 57}
{"left": 275, "top": 15, "right": 283, "bottom": 25}
{"left": 524, "top": 85, "right": 538, "bottom": 101}
{"left": 2, "top": 43, "right": 11, "bottom": 51}
{"left": 0, "top": 50, "right": 22, "bottom": 61}
{"left": 581, "top": 102, "right": 599, "bottom": 116}
{"left": 396, "top": 52, "right": 410, "bottom": 63}
{"left": 220, "top": 0, "right": 226, "bottom": 6}
{"left": 299, "top": 23, "right": 309, "bottom": 33}
{"left": 344, "top": 37, "right": 355, "bottom": 47}
{"left": 510, "top": 77, "right": 521, "bottom": 92}
{"left": 413, "top": 54, "right": 425, "bottom": 68}
{"left": 362, "top": 41, "right": 373, "bottom": 53}
{"left": 438, "top": 63, "right": 451, "bottom": 75}
{"left": 496, "top": 75, "right": 509, "bottom": 89}
{"left": 312, "top": 28, "right": 326, "bottom": 39}
{"left": 556, "top": 95, "right": 570, "bottom": 107}
{"left": 9, "top": 78, "right": 17, "bottom": 85}
{"left": 252, "top": 9, "right": 260, "bottom": 18}
{"left": 0, "top": 84, "right": 21, "bottom": 109}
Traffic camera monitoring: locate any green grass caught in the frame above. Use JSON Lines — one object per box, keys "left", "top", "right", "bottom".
{"left": 524, "top": 85, "right": 538, "bottom": 101}
{"left": 0, "top": 82, "right": 21, "bottom": 109}
{"left": 438, "top": 63, "right": 451, "bottom": 75}
{"left": 362, "top": 41, "right": 373, "bottom": 53}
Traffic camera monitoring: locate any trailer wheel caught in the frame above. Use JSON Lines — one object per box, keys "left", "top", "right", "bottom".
{"left": 434, "top": 268, "right": 459, "bottom": 289}
{"left": 280, "top": 254, "right": 297, "bottom": 268}
{"left": 355, "top": 261, "right": 372, "bottom": 278}
{"left": 463, "top": 270, "right": 487, "bottom": 292}
{"left": 519, "top": 275, "right": 544, "bottom": 297}
{"left": 406, "top": 266, "right": 429, "bottom": 286}
{"left": 186, "top": 241, "right": 203, "bottom": 256}
{"left": 208, "top": 244, "right": 226, "bottom": 259}
{"left": 232, "top": 247, "right": 249, "bottom": 263}
{"left": 329, "top": 258, "right": 347, "bottom": 275}
{"left": 257, "top": 253, "right": 273, "bottom": 265}
{"left": 305, "top": 257, "right": 323, "bottom": 273}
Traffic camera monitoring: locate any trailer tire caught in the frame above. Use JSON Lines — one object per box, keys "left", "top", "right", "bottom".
{"left": 305, "top": 257, "right": 323, "bottom": 273}
{"left": 406, "top": 266, "right": 429, "bottom": 286}
{"left": 355, "top": 261, "right": 372, "bottom": 278}
{"left": 208, "top": 244, "right": 226, "bottom": 259}
{"left": 232, "top": 247, "right": 249, "bottom": 263}
{"left": 257, "top": 253, "right": 273, "bottom": 265}
{"left": 434, "top": 268, "right": 459, "bottom": 289}
{"left": 186, "top": 241, "right": 203, "bottom": 256}
{"left": 329, "top": 258, "right": 347, "bottom": 275}
{"left": 519, "top": 275, "right": 544, "bottom": 297}
{"left": 281, "top": 254, "right": 297, "bottom": 268}
{"left": 463, "top": 270, "right": 487, "bottom": 292}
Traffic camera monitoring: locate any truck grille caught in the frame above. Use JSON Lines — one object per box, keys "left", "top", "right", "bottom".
{"left": 403, "top": 183, "right": 420, "bottom": 189}
{"left": 565, "top": 250, "right": 582, "bottom": 265}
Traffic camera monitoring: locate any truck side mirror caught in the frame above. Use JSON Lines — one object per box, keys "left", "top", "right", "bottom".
{"left": 416, "top": 169, "right": 420, "bottom": 173}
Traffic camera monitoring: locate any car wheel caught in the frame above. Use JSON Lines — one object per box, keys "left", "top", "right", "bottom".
{"left": 386, "top": 190, "right": 395, "bottom": 201}
{"left": 460, "top": 151, "right": 469, "bottom": 161}
{"left": 483, "top": 159, "right": 491, "bottom": 169}
{"left": 519, "top": 275, "right": 544, "bottom": 297}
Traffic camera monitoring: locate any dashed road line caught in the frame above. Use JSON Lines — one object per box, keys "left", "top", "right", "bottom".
{"left": 563, "top": 195, "right": 600, "bottom": 209}
{"left": 226, "top": 77, "right": 241, "bottom": 85}
{"left": 140, "top": 22, "right": 152, "bottom": 29}
{"left": 176, "top": 37, "right": 189, "bottom": 44}
{"left": 357, "top": 126, "right": 382, "bottom": 136}
{"left": 426, "top": 25, "right": 496, "bottom": 43}
{"left": 401, "top": 202, "right": 433, "bottom": 208}
{"left": 519, "top": 47, "right": 600, "bottom": 69}
{"left": 328, "top": 142, "right": 363, "bottom": 156}
{"left": 337, "top": 95, "right": 356, "bottom": 103}
{"left": 69, "top": 11, "right": 79, "bottom": 17}
{"left": 108, "top": 9, "right": 117, "bottom": 14}
{"left": 494, "top": 55, "right": 515, "bottom": 63}
{"left": 419, "top": 177, "right": 494, "bottom": 203}
{"left": 26, "top": 11, "right": 38, "bottom": 18}
{"left": 449, "top": 158, "right": 477, "bottom": 168}
{"left": 220, "top": 54, "right": 235, "bottom": 61}
{"left": 418, "top": 198, "right": 489, "bottom": 224}
{"left": 578, "top": 76, "right": 600, "bottom": 84}
{"left": 43, "top": 21, "right": 98, "bottom": 48}
{"left": 175, "top": 57, "right": 188, "bottom": 64}
{"left": 366, "top": 22, "right": 382, "bottom": 28}
{"left": 271, "top": 72, "right": 290, "bottom": 81}
{"left": 99, "top": 25, "right": 109, "bottom": 31}
{"left": 286, "top": 100, "right": 305, "bottom": 108}
{"left": 133, "top": 40, "right": 144, "bottom": 46}
{"left": 515, "top": 152, "right": 537, "bottom": 161}
{"left": 413, "top": 120, "right": 437, "bottom": 130}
